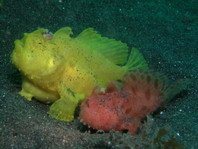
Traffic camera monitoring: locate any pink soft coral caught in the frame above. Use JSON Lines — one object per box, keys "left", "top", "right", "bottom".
{"left": 80, "top": 71, "right": 176, "bottom": 134}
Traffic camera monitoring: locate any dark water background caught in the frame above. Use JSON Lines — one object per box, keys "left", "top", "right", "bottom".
{"left": 0, "top": 0, "right": 197, "bottom": 148}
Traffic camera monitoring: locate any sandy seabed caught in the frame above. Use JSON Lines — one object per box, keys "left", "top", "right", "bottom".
{"left": 0, "top": 0, "right": 197, "bottom": 148}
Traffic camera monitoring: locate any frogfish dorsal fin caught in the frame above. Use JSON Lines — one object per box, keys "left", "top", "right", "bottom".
{"left": 75, "top": 28, "right": 129, "bottom": 65}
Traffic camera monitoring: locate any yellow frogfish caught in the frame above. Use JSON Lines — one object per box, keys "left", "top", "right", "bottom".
{"left": 11, "top": 27, "right": 148, "bottom": 122}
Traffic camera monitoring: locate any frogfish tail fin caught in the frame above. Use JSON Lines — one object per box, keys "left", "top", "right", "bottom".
{"left": 123, "top": 71, "right": 190, "bottom": 104}
{"left": 123, "top": 48, "right": 148, "bottom": 72}
{"left": 123, "top": 70, "right": 167, "bottom": 98}
{"left": 162, "top": 78, "right": 191, "bottom": 103}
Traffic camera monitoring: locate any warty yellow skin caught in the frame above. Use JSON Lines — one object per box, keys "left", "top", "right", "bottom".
{"left": 11, "top": 27, "right": 148, "bottom": 122}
